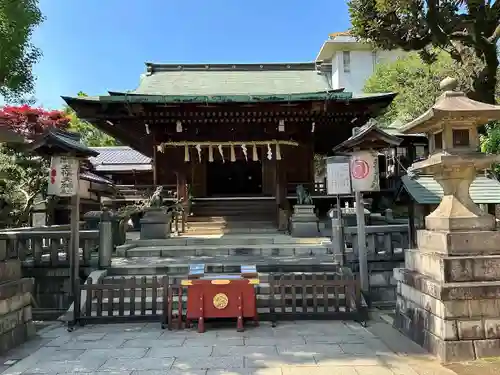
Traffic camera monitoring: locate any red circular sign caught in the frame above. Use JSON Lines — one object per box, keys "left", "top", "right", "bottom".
{"left": 351, "top": 159, "right": 370, "bottom": 179}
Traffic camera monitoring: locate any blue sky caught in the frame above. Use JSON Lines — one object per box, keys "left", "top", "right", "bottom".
{"left": 28, "top": 0, "right": 350, "bottom": 109}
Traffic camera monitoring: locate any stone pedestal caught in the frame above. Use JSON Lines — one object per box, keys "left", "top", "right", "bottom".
{"left": 139, "top": 208, "right": 172, "bottom": 240}
{"left": 290, "top": 205, "right": 319, "bottom": 237}
{"left": 394, "top": 227, "right": 500, "bottom": 362}
{"left": 0, "top": 259, "right": 35, "bottom": 354}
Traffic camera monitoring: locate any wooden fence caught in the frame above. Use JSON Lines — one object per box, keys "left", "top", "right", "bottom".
{"left": 76, "top": 271, "right": 366, "bottom": 327}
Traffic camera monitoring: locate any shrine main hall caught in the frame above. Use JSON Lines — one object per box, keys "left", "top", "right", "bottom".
{"left": 64, "top": 62, "right": 395, "bottom": 206}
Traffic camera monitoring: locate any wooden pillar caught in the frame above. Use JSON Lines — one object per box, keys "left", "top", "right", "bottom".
{"left": 176, "top": 166, "right": 188, "bottom": 201}
{"left": 152, "top": 144, "right": 158, "bottom": 186}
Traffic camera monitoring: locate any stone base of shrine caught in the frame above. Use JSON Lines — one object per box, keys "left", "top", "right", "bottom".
{"left": 0, "top": 277, "right": 36, "bottom": 354}
{"left": 394, "top": 267, "right": 500, "bottom": 362}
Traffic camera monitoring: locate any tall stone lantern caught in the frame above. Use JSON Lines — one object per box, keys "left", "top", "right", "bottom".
{"left": 395, "top": 77, "right": 500, "bottom": 362}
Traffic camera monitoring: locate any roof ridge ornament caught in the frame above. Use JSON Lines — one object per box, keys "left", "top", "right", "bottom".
{"left": 439, "top": 77, "right": 458, "bottom": 92}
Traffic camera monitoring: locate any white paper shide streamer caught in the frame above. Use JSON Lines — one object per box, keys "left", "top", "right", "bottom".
{"left": 241, "top": 144, "right": 248, "bottom": 161}
{"left": 267, "top": 143, "right": 272, "bottom": 160}
{"left": 218, "top": 144, "right": 225, "bottom": 163}
{"left": 195, "top": 144, "right": 202, "bottom": 162}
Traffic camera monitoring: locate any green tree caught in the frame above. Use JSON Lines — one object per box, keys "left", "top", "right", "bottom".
{"left": 0, "top": 0, "right": 44, "bottom": 103}
{"left": 348, "top": 0, "right": 500, "bottom": 104}
{"left": 364, "top": 51, "right": 474, "bottom": 126}
{"left": 65, "top": 92, "right": 117, "bottom": 147}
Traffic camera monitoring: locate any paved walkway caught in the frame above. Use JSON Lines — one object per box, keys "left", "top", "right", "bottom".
{"left": 0, "top": 320, "right": 458, "bottom": 375}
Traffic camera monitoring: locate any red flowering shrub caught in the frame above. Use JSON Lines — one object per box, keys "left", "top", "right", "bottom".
{"left": 0, "top": 105, "right": 70, "bottom": 138}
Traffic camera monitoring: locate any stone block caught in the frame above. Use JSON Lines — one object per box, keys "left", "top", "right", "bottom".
{"left": 0, "top": 259, "right": 21, "bottom": 282}
{"left": 457, "top": 319, "right": 485, "bottom": 340}
{"left": 0, "top": 292, "right": 31, "bottom": 316}
{"left": 394, "top": 267, "right": 500, "bottom": 301}
{"left": 417, "top": 229, "right": 500, "bottom": 255}
{"left": 474, "top": 339, "right": 500, "bottom": 358}
{"left": 0, "top": 278, "right": 33, "bottom": 300}
{"left": 485, "top": 319, "right": 500, "bottom": 339}
{"left": 0, "top": 320, "right": 34, "bottom": 354}
{"left": 405, "top": 249, "right": 500, "bottom": 282}
{"left": 394, "top": 307, "right": 476, "bottom": 363}
{"left": 140, "top": 209, "right": 172, "bottom": 240}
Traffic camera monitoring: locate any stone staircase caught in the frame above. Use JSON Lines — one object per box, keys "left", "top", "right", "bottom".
{"left": 187, "top": 198, "right": 276, "bottom": 235}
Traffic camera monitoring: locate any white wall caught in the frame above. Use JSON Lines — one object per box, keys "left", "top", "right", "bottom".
{"left": 330, "top": 48, "right": 405, "bottom": 94}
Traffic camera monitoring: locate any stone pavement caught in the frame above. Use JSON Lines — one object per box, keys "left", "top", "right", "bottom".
{"left": 0, "top": 319, "right": 458, "bottom": 375}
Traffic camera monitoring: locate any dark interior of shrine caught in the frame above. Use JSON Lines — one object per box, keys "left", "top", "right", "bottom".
{"left": 206, "top": 160, "right": 263, "bottom": 196}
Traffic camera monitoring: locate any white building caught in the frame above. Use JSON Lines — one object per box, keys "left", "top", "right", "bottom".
{"left": 316, "top": 32, "right": 406, "bottom": 94}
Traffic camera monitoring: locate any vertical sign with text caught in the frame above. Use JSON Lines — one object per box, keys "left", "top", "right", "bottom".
{"left": 47, "top": 156, "right": 79, "bottom": 197}
{"left": 326, "top": 156, "right": 352, "bottom": 195}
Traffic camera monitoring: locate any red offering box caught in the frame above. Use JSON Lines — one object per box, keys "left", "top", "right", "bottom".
{"left": 182, "top": 275, "right": 259, "bottom": 332}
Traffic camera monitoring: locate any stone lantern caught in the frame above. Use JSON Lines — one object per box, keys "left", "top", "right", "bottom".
{"left": 395, "top": 78, "right": 500, "bottom": 362}
{"left": 402, "top": 77, "right": 500, "bottom": 231}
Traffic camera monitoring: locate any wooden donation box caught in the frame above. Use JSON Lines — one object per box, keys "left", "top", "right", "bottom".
{"left": 182, "top": 264, "right": 259, "bottom": 333}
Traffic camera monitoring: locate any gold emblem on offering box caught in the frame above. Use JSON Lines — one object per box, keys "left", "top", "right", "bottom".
{"left": 213, "top": 293, "right": 229, "bottom": 309}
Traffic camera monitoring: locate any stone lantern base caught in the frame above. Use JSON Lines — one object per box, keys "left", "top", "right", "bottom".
{"left": 394, "top": 229, "right": 500, "bottom": 362}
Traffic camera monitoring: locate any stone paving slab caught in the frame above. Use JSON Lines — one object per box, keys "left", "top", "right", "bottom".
{"left": 0, "top": 320, "right": 461, "bottom": 375}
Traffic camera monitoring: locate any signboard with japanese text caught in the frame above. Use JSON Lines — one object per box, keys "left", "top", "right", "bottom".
{"left": 350, "top": 151, "right": 379, "bottom": 192}
{"left": 326, "top": 156, "right": 352, "bottom": 195}
{"left": 47, "top": 156, "right": 79, "bottom": 197}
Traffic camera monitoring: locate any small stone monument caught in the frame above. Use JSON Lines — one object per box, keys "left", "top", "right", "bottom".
{"left": 395, "top": 77, "right": 500, "bottom": 362}
{"left": 140, "top": 186, "right": 172, "bottom": 239}
{"left": 290, "top": 184, "right": 319, "bottom": 237}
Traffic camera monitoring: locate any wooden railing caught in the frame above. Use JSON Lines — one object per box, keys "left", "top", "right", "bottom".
{"left": 0, "top": 229, "right": 99, "bottom": 267}
{"left": 267, "top": 271, "right": 366, "bottom": 323}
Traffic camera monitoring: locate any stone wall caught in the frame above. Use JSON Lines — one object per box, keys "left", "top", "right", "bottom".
{"left": 0, "top": 259, "right": 35, "bottom": 354}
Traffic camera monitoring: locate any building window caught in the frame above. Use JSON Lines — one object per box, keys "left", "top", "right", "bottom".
{"left": 434, "top": 131, "right": 443, "bottom": 150}
{"left": 452, "top": 129, "right": 470, "bottom": 147}
{"left": 343, "top": 51, "right": 351, "bottom": 73}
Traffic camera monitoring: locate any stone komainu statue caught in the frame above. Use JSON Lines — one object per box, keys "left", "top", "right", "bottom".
{"left": 148, "top": 186, "right": 164, "bottom": 208}
{"left": 295, "top": 184, "right": 313, "bottom": 205}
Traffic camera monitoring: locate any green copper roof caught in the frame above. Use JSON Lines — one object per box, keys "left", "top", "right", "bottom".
{"left": 402, "top": 175, "right": 500, "bottom": 204}
{"left": 131, "top": 62, "right": 333, "bottom": 96}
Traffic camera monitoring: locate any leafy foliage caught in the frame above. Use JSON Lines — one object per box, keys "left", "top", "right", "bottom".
{"left": 0, "top": 0, "right": 44, "bottom": 103}
{"left": 0, "top": 105, "right": 69, "bottom": 227}
{"left": 348, "top": 0, "right": 500, "bottom": 104}
{"left": 364, "top": 51, "right": 476, "bottom": 126}
{"left": 65, "top": 92, "right": 118, "bottom": 147}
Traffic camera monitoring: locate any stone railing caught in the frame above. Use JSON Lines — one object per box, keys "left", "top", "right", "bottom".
{"left": 343, "top": 224, "right": 408, "bottom": 262}
{"left": 0, "top": 228, "right": 99, "bottom": 268}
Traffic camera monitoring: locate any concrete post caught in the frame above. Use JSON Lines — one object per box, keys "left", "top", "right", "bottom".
{"left": 98, "top": 208, "right": 113, "bottom": 269}
{"left": 329, "top": 208, "right": 345, "bottom": 266}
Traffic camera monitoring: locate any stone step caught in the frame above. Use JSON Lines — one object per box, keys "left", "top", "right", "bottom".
{"left": 126, "top": 235, "right": 331, "bottom": 247}
{"left": 186, "top": 220, "right": 276, "bottom": 228}
{"left": 123, "top": 243, "right": 332, "bottom": 257}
